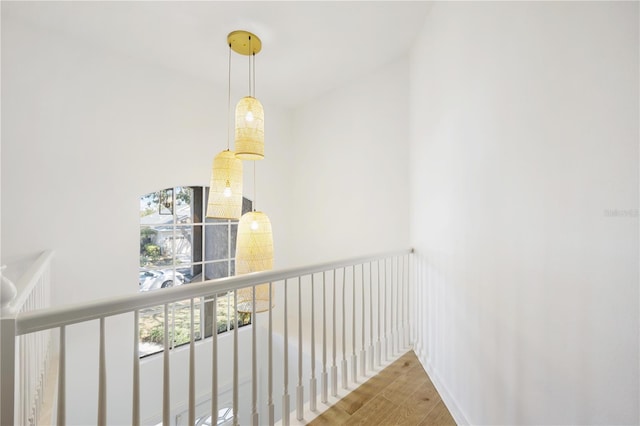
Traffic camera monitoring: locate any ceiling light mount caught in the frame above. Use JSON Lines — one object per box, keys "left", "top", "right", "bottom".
{"left": 227, "top": 30, "right": 262, "bottom": 56}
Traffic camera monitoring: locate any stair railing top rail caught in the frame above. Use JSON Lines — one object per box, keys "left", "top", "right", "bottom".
{"left": 15, "top": 248, "right": 413, "bottom": 336}
{"left": 1, "top": 250, "right": 55, "bottom": 317}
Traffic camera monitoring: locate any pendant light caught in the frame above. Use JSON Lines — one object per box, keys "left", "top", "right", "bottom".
{"left": 206, "top": 44, "right": 243, "bottom": 219}
{"left": 229, "top": 30, "right": 265, "bottom": 160}
{"left": 235, "top": 209, "right": 274, "bottom": 313}
{"left": 229, "top": 30, "right": 273, "bottom": 313}
{"left": 236, "top": 164, "right": 274, "bottom": 313}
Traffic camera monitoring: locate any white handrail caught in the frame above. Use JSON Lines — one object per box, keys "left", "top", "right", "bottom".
{"left": 15, "top": 249, "right": 412, "bottom": 336}
{"left": 4, "top": 248, "right": 415, "bottom": 426}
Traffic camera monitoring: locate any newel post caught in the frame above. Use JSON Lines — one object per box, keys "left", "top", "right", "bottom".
{"left": 0, "top": 317, "right": 16, "bottom": 426}
{"left": 1, "top": 270, "right": 18, "bottom": 426}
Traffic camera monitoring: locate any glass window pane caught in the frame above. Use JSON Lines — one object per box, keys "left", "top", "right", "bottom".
{"left": 217, "top": 293, "right": 230, "bottom": 333}
{"left": 230, "top": 224, "right": 238, "bottom": 257}
{"left": 159, "top": 188, "right": 174, "bottom": 215}
{"left": 176, "top": 266, "right": 194, "bottom": 285}
{"left": 140, "top": 191, "right": 160, "bottom": 217}
{"left": 206, "top": 216, "right": 230, "bottom": 224}
{"left": 173, "top": 226, "right": 193, "bottom": 266}
{"left": 189, "top": 268, "right": 204, "bottom": 283}
{"left": 242, "top": 197, "right": 253, "bottom": 215}
{"left": 138, "top": 305, "right": 164, "bottom": 357}
{"left": 139, "top": 268, "right": 188, "bottom": 292}
{"left": 140, "top": 226, "right": 173, "bottom": 268}
{"left": 171, "top": 299, "right": 200, "bottom": 346}
{"left": 175, "top": 187, "right": 193, "bottom": 223}
{"left": 192, "top": 187, "right": 204, "bottom": 224}
{"left": 205, "top": 261, "right": 228, "bottom": 281}
{"left": 205, "top": 224, "right": 229, "bottom": 261}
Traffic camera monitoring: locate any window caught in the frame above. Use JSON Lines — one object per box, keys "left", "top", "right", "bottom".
{"left": 138, "top": 186, "right": 252, "bottom": 357}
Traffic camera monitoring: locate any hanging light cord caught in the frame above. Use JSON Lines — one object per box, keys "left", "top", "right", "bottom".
{"left": 250, "top": 34, "right": 257, "bottom": 211}
{"left": 227, "top": 44, "right": 231, "bottom": 151}
{"left": 248, "top": 35, "right": 252, "bottom": 97}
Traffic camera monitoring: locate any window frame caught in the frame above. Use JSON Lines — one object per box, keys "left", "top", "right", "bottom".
{"left": 138, "top": 186, "right": 252, "bottom": 358}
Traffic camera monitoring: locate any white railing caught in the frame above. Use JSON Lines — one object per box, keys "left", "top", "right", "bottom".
{"left": 1, "top": 251, "right": 55, "bottom": 426}
{"left": 1, "top": 249, "right": 414, "bottom": 426}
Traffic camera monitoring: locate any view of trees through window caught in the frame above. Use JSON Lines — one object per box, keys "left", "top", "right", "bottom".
{"left": 138, "top": 186, "right": 252, "bottom": 357}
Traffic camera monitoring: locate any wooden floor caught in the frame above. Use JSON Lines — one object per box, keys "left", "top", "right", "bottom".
{"left": 308, "top": 350, "right": 456, "bottom": 426}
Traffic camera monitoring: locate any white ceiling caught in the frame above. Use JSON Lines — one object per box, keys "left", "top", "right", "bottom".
{"left": 3, "top": 1, "right": 432, "bottom": 108}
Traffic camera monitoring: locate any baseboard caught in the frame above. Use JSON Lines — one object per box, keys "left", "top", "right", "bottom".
{"left": 419, "top": 356, "right": 471, "bottom": 426}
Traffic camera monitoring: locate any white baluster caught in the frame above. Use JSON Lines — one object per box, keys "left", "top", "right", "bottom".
{"left": 30, "top": 304, "right": 35, "bottom": 423}
{"left": 341, "top": 268, "right": 348, "bottom": 390}
{"left": 421, "top": 256, "right": 425, "bottom": 359}
{"left": 189, "top": 299, "right": 196, "bottom": 426}
{"left": 360, "top": 263, "right": 366, "bottom": 378}
{"left": 171, "top": 303, "right": 176, "bottom": 350}
{"left": 423, "top": 256, "right": 427, "bottom": 360}
{"left": 413, "top": 261, "right": 423, "bottom": 358}
{"left": 132, "top": 311, "right": 140, "bottom": 426}
{"left": 390, "top": 257, "right": 395, "bottom": 357}
{"left": 268, "top": 282, "right": 274, "bottom": 426}
{"left": 233, "top": 290, "right": 239, "bottom": 426}
{"left": 414, "top": 256, "right": 419, "bottom": 354}
{"left": 376, "top": 260, "right": 382, "bottom": 367}
{"left": 321, "top": 272, "right": 328, "bottom": 404}
{"left": 331, "top": 269, "right": 337, "bottom": 397}
{"left": 419, "top": 255, "right": 422, "bottom": 354}
{"left": 200, "top": 297, "right": 206, "bottom": 346}
{"left": 409, "top": 254, "right": 412, "bottom": 348}
{"left": 57, "top": 326, "right": 65, "bottom": 426}
{"left": 384, "top": 258, "right": 389, "bottom": 362}
{"left": 310, "top": 275, "right": 317, "bottom": 412}
{"left": 368, "top": 262, "right": 374, "bottom": 372}
{"left": 21, "top": 333, "right": 26, "bottom": 425}
{"left": 283, "top": 280, "right": 290, "bottom": 426}
{"left": 403, "top": 255, "right": 406, "bottom": 350}
{"left": 350, "top": 265, "right": 357, "bottom": 384}
{"left": 163, "top": 304, "right": 170, "bottom": 426}
{"left": 296, "top": 277, "right": 304, "bottom": 421}
{"left": 400, "top": 255, "right": 404, "bottom": 352}
{"left": 398, "top": 256, "right": 403, "bottom": 351}
{"left": 411, "top": 254, "right": 416, "bottom": 349}
{"left": 407, "top": 254, "right": 415, "bottom": 347}
{"left": 212, "top": 294, "right": 218, "bottom": 426}
{"left": 251, "top": 287, "right": 258, "bottom": 426}
{"left": 98, "top": 317, "right": 106, "bottom": 426}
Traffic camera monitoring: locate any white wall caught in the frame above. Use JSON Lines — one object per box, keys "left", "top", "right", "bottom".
{"left": 409, "top": 2, "right": 639, "bottom": 425}
{"left": 287, "top": 57, "right": 411, "bottom": 267}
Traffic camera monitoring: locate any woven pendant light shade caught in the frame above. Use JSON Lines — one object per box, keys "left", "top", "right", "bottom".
{"left": 234, "top": 96, "right": 264, "bottom": 160}
{"left": 235, "top": 211, "right": 274, "bottom": 313}
{"left": 206, "top": 150, "right": 243, "bottom": 219}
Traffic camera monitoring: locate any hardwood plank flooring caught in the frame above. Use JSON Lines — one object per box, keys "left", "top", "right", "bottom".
{"left": 308, "top": 350, "right": 456, "bottom": 426}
